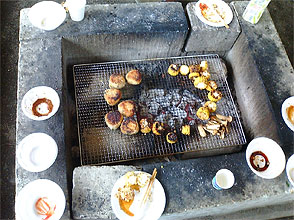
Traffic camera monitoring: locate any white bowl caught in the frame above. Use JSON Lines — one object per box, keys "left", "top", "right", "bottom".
{"left": 286, "top": 154, "right": 294, "bottom": 187}
{"left": 246, "top": 137, "right": 285, "bottom": 179}
{"left": 29, "top": 1, "right": 66, "bottom": 31}
{"left": 21, "top": 86, "right": 60, "bottom": 121}
{"left": 281, "top": 96, "right": 294, "bottom": 132}
{"left": 17, "top": 133, "right": 58, "bottom": 172}
{"left": 16, "top": 179, "right": 65, "bottom": 220}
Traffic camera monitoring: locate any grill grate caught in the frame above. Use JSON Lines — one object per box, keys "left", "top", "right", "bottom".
{"left": 73, "top": 55, "right": 246, "bottom": 165}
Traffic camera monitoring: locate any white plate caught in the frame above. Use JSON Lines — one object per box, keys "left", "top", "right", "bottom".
{"left": 17, "top": 133, "right": 58, "bottom": 172}
{"left": 195, "top": 0, "right": 233, "bottom": 27}
{"left": 281, "top": 96, "right": 294, "bottom": 132}
{"left": 246, "top": 137, "right": 285, "bottom": 179}
{"left": 29, "top": 1, "right": 66, "bottom": 31}
{"left": 21, "top": 86, "right": 60, "bottom": 121}
{"left": 111, "top": 171, "right": 166, "bottom": 220}
{"left": 286, "top": 154, "right": 294, "bottom": 187}
{"left": 15, "top": 179, "right": 66, "bottom": 220}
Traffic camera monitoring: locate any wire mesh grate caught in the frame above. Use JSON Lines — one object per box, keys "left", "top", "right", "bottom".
{"left": 73, "top": 54, "right": 246, "bottom": 165}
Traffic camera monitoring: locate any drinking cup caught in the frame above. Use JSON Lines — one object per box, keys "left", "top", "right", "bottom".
{"left": 212, "top": 169, "right": 235, "bottom": 190}
{"left": 66, "top": 0, "right": 86, "bottom": 22}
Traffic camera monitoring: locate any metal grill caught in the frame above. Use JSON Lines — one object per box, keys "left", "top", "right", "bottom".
{"left": 73, "top": 54, "right": 246, "bottom": 165}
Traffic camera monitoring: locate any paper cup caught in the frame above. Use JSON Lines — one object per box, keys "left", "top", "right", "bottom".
{"left": 286, "top": 154, "right": 294, "bottom": 187}
{"left": 212, "top": 169, "right": 235, "bottom": 190}
{"left": 66, "top": 0, "right": 86, "bottom": 22}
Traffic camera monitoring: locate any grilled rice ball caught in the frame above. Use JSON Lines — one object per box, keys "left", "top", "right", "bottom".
{"left": 179, "top": 65, "right": 190, "bottom": 76}
{"left": 105, "top": 111, "right": 123, "bottom": 130}
{"left": 196, "top": 107, "right": 210, "bottom": 120}
{"left": 109, "top": 73, "right": 126, "bottom": 89}
{"left": 194, "top": 76, "right": 208, "bottom": 90}
{"left": 206, "top": 80, "right": 218, "bottom": 91}
{"left": 181, "top": 125, "right": 191, "bottom": 135}
{"left": 118, "top": 100, "right": 136, "bottom": 117}
{"left": 139, "top": 118, "right": 151, "bottom": 134}
{"left": 126, "top": 69, "right": 142, "bottom": 85}
{"left": 166, "top": 131, "right": 178, "bottom": 144}
{"left": 104, "top": 88, "right": 122, "bottom": 106}
{"left": 152, "top": 121, "right": 165, "bottom": 135}
{"left": 204, "top": 101, "right": 217, "bottom": 112}
{"left": 208, "top": 90, "right": 222, "bottom": 102}
{"left": 120, "top": 117, "right": 139, "bottom": 135}
{"left": 168, "top": 64, "right": 180, "bottom": 76}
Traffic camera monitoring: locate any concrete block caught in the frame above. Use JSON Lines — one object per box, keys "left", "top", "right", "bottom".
{"left": 20, "top": 2, "right": 188, "bottom": 42}
{"left": 72, "top": 165, "right": 141, "bottom": 219}
{"left": 185, "top": 2, "right": 241, "bottom": 52}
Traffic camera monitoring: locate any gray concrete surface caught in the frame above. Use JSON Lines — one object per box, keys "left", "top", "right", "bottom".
{"left": 1, "top": 0, "right": 293, "bottom": 219}
{"left": 185, "top": 3, "right": 241, "bottom": 52}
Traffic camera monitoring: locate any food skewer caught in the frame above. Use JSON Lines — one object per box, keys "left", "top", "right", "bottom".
{"left": 140, "top": 168, "right": 157, "bottom": 207}
{"left": 208, "top": 3, "right": 229, "bottom": 29}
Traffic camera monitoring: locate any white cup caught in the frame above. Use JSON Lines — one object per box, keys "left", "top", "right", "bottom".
{"left": 66, "top": 0, "right": 86, "bottom": 22}
{"left": 212, "top": 169, "right": 235, "bottom": 190}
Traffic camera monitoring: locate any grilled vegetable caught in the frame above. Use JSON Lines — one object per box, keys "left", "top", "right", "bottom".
{"left": 168, "top": 64, "right": 180, "bottom": 76}
{"left": 166, "top": 131, "right": 178, "bottom": 144}
{"left": 196, "top": 107, "right": 210, "bottom": 120}
{"left": 206, "top": 80, "right": 218, "bottom": 91}
{"left": 188, "top": 72, "right": 200, "bottom": 81}
{"left": 179, "top": 65, "right": 190, "bottom": 75}
{"left": 216, "top": 114, "right": 233, "bottom": 122}
{"left": 200, "top": 60, "right": 208, "bottom": 71}
{"left": 204, "top": 101, "right": 217, "bottom": 112}
{"left": 189, "top": 64, "right": 201, "bottom": 74}
{"left": 194, "top": 76, "right": 208, "bottom": 90}
{"left": 208, "top": 90, "right": 222, "bottom": 102}
{"left": 139, "top": 118, "right": 151, "bottom": 134}
{"left": 198, "top": 124, "right": 207, "bottom": 137}
{"left": 201, "top": 71, "right": 210, "bottom": 79}
{"left": 152, "top": 121, "right": 165, "bottom": 135}
{"left": 181, "top": 124, "right": 191, "bottom": 135}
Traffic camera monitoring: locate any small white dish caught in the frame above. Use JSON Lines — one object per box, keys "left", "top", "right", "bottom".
{"left": 15, "top": 179, "right": 66, "bottom": 220}
{"left": 17, "top": 133, "right": 58, "bottom": 172}
{"left": 29, "top": 1, "right": 66, "bottom": 31}
{"left": 195, "top": 0, "right": 233, "bottom": 27}
{"left": 281, "top": 96, "right": 294, "bottom": 132}
{"left": 286, "top": 154, "right": 294, "bottom": 187}
{"left": 21, "top": 86, "right": 60, "bottom": 121}
{"left": 246, "top": 137, "right": 286, "bottom": 179}
{"left": 111, "top": 171, "right": 166, "bottom": 220}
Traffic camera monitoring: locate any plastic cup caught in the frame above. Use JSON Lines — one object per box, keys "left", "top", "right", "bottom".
{"left": 212, "top": 169, "right": 235, "bottom": 190}
{"left": 66, "top": 0, "right": 86, "bottom": 22}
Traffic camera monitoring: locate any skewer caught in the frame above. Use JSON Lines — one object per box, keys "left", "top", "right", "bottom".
{"left": 140, "top": 168, "right": 157, "bottom": 207}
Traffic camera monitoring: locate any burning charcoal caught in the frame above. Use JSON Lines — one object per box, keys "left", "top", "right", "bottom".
{"left": 169, "top": 106, "right": 187, "bottom": 118}
{"left": 147, "top": 89, "right": 165, "bottom": 99}
{"left": 147, "top": 101, "right": 160, "bottom": 115}
{"left": 171, "top": 93, "right": 182, "bottom": 106}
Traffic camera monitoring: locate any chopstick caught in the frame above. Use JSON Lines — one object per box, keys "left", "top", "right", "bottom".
{"left": 140, "top": 168, "right": 157, "bottom": 207}
{"left": 209, "top": 3, "right": 229, "bottom": 29}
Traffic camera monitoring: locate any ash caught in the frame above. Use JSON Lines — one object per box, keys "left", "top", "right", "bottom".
{"left": 138, "top": 89, "right": 205, "bottom": 128}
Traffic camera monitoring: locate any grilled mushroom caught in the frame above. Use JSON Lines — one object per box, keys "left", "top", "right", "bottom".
{"left": 200, "top": 60, "right": 208, "bottom": 71}
{"left": 208, "top": 90, "right": 222, "bottom": 102}
{"left": 188, "top": 72, "right": 200, "bottom": 81}
{"left": 168, "top": 64, "right": 180, "bottom": 76}
{"left": 152, "top": 121, "right": 165, "bottom": 135}
{"left": 201, "top": 71, "right": 210, "bottom": 79}
{"left": 166, "top": 131, "right": 178, "bottom": 144}
{"left": 198, "top": 124, "right": 207, "bottom": 137}
{"left": 189, "top": 64, "right": 201, "bottom": 74}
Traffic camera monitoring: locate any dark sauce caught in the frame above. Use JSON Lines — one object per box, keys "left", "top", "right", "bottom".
{"left": 250, "top": 151, "right": 270, "bottom": 172}
{"left": 32, "top": 98, "right": 53, "bottom": 117}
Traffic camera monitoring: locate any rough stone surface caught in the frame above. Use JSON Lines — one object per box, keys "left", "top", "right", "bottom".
{"left": 72, "top": 165, "right": 141, "bottom": 219}
{"left": 227, "top": 2, "right": 294, "bottom": 155}
{"left": 185, "top": 2, "right": 241, "bottom": 52}
{"left": 20, "top": 2, "right": 188, "bottom": 41}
